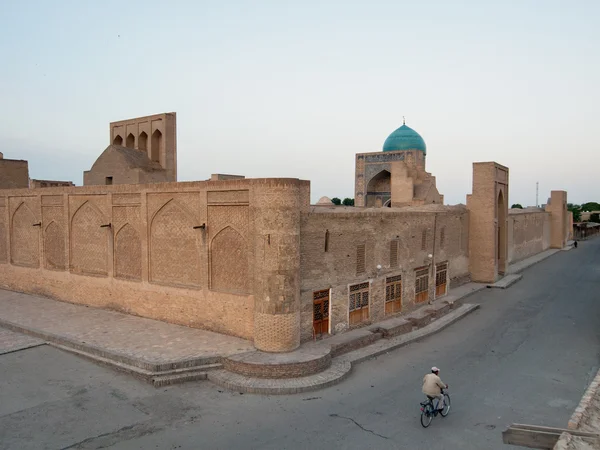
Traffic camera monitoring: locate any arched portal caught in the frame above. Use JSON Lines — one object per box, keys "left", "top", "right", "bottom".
{"left": 113, "top": 135, "right": 123, "bottom": 146}
{"left": 151, "top": 130, "right": 162, "bottom": 163}
{"left": 497, "top": 189, "right": 507, "bottom": 274}
{"left": 138, "top": 132, "right": 148, "bottom": 151}
{"left": 366, "top": 170, "right": 391, "bottom": 208}
{"left": 126, "top": 133, "right": 135, "bottom": 148}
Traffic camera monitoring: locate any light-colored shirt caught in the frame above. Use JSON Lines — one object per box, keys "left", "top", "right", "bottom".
{"left": 422, "top": 373, "right": 446, "bottom": 396}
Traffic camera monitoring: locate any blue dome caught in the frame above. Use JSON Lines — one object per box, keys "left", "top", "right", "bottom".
{"left": 382, "top": 124, "right": 426, "bottom": 153}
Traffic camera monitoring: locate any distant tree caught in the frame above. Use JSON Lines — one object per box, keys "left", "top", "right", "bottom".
{"left": 582, "top": 202, "right": 600, "bottom": 212}
{"left": 342, "top": 198, "right": 355, "bottom": 206}
{"left": 568, "top": 203, "right": 582, "bottom": 222}
{"left": 591, "top": 213, "right": 600, "bottom": 223}
{"left": 331, "top": 197, "right": 342, "bottom": 205}
{"left": 511, "top": 204, "right": 523, "bottom": 209}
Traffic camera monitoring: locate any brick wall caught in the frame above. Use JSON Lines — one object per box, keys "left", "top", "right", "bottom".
{"left": 0, "top": 159, "right": 29, "bottom": 189}
{"left": 0, "top": 178, "right": 309, "bottom": 346}
{"left": 507, "top": 209, "right": 550, "bottom": 263}
{"left": 299, "top": 205, "right": 469, "bottom": 341}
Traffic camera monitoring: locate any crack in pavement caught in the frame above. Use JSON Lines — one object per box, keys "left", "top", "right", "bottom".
{"left": 329, "top": 413, "right": 390, "bottom": 440}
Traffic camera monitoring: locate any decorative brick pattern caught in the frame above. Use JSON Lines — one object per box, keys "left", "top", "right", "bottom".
{"left": 44, "top": 221, "right": 66, "bottom": 270}
{"left": 150, "top": 199, "right": 200, "bottom": 287}
{"left": 115, "top": 224, "right": 142, "bottom": 280}
{"left": 10, "top": 202, "right": 39, "bottom": 268}
{"left": 70, "top": 201, "right": 108, "bottom": 276}
{"left": 0, "top": 221, "right": 7, "bottom": 263}
{"left": 254, "top": 311, "right": 300, "bottom": 352}
{"left": 211, "top": 227, "right": 249, "bottom": 293}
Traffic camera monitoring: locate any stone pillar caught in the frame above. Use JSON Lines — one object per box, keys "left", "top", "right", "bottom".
{"left": 251, "top": 179, "right": 308, "bottom": 352}
{"left": 466, "top": 162, "right": 509, "bottom": 283}
{"left": 547, "top": 190, "right": 568, "bottom": 249}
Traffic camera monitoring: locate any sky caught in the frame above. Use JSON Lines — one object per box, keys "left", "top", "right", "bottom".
{"left": 0, "top": 0, "right": 598, "bottom": 206}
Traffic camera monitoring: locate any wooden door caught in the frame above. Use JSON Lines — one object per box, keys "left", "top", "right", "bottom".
{"left": 349, "top": 283, "right": 369, "bottom": 326}
{"left": 313, "top": 290, "right": 330, "bottom": 336}
{"left": 385, "top": 275, "right": 402, "bottom": 315}
{"left": 435, "top": 263, "right": 448, "bottom": 297}
{"left": 415, "top": 267, "right": 429, "bottom": 303}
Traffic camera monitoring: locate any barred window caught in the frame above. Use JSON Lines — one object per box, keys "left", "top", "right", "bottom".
{"left": 421, "top": 229, "right": 427, "bottom": 251}
{"left": 440, "top": 227, "right": 445, "bottom": 249}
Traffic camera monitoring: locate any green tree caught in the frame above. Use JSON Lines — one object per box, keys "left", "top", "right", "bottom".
{"left": 511, "top": 204, "right": 523, "bottom": 209}
{"left": 591, "top": 213, "right": 600, "bottom": 223}
{"left": 342, "top": 198, "right": 354, "bottom": 206}
{"left": 582, "top": 202, "right": 600, "bottom": 212}
{"left": 331, "top": 197, "right": 342, "bottom": 205}
{"left": 567, "top": 203, "right": 582, "bottom": 222}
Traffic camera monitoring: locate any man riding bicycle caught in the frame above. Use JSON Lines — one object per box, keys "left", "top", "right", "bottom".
{"left": 422, "top": 366, "right": 448, "bottom": 411}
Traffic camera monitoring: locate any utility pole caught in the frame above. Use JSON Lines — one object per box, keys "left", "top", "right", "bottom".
{"left": 536, "top": 182, "right": 539, "bottom": 207}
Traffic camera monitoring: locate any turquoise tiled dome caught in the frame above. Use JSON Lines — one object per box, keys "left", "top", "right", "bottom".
{"left": 382, "top": 124, "right": 426, "bottom": 153}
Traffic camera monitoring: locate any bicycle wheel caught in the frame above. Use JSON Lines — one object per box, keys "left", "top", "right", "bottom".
{"left": 440, "top": 393, "right": 451, "bottom": 417}
{"left": 420, "top": 404, "right": 433, "bottom": 428}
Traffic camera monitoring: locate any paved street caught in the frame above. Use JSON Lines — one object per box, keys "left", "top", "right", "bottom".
{"left": 1, "top": 239, "right": 599, "bottom": 450}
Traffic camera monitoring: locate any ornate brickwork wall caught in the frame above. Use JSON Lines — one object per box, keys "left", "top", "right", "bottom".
{"left": 0, "top": 179, "right": 309, "bottom": 346}
{"left": 70, "top": 198, "right": 109, "bottom": 276}
{"left": 149, "top": 197, "right": 201, "bottom": 287}
{"left": 10, "top": 199, "right": 40, "bottom": 268}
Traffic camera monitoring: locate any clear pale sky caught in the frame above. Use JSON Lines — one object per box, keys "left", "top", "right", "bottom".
{"left": 1, "top": 1, "right": 598, "bottom": 206}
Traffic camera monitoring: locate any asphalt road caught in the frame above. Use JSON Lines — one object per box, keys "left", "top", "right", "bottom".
{"left": 1, "top": 239, "right": 599, "bottom": 450}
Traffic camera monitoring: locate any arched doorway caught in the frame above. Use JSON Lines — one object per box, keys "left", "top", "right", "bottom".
{"left": 113, "top": 135, "right": 123, "bottom": 146}
{"left": 126, "top": 133, "right": 135, "bottom": 148}
{"left": 497, "top": 189, "right": 507, "bottom": 274}
{"left": 366, "top": 170, "right": 391, "bottom": 208}
{"left": 151, "top": 130, "right": 162, "bottom": 163}
{"left": 138, "top": 132, "right": 148, "bottom": 151}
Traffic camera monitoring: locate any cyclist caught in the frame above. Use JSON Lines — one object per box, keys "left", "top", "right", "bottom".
{"left": 422, "top": 366, "right": 448, "bottom": 411}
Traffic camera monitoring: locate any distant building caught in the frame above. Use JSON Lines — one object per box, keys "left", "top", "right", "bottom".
{"left": 355, "top": 122, "right": 443, "bottom": 207}
{"left": 83, "top": 112, "right": 177, "bottom": 185}
{"left": 30, "top": 179, "right": 75, "bottom": 188}
{"left": 0, "top": 152, "right": 29, "bottom": 189}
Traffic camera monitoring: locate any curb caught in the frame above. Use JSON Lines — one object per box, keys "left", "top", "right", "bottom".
{"left": 343, "top": 303, "right": 480, "bottom": 365}
{"left": 208, "top": 360, "right": 352, "bottom": 395}
{"left": 568, "top": 368, "right": 600, "bottom": 430}
{"left": 207, "top": 304, "right": 479, "bottom": 394}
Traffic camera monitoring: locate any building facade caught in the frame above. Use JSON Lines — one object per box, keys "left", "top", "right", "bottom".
{"left": 0, "top": 113, "right": 572, "bottom": 353}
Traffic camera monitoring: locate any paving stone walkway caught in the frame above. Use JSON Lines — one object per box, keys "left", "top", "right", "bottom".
{"left": 0, "top": 289, "right": 254, "bottom": 364}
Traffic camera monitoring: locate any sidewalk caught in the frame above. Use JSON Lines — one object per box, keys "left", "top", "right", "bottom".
{"left": 0, "top": 290, "right": 253, "bottom": 367}
{"left": 0, "top": 245, "right": 565, "bottom": 393}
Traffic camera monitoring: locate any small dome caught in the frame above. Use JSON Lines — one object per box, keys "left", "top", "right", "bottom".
{"left": 383, "top": 124, "right": 426, "bottom": 153}
{"left": 316, "top": 196, "right": 334, "bottom": 205}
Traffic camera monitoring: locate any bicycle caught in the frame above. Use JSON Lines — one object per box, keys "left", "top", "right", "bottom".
{"left": 420, "top": 389, "right": 451, "bottom": 428}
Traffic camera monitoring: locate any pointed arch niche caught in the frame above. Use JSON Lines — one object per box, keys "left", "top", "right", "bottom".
{"left": 210, "top": 226, "right": 249, "bottom": 293}
{"left": 150, "top": 200, "right": 200, "bottom": 287}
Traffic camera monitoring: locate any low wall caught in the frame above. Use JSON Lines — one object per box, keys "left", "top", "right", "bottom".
{"left": 508, "top": 208, "right": 550, "bottom": 264}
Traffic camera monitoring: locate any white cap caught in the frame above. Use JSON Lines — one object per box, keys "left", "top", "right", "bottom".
{"left": 431, "top": 366, "right": 439, "bottom": 372}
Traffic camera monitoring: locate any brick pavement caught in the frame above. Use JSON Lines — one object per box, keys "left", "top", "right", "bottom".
{"left": 0, "top": 289, "right": 254, "bottom": 367}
